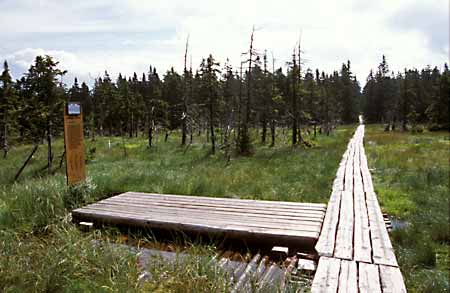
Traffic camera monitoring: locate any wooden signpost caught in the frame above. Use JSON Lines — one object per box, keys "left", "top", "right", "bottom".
{"left": 64, "top": 102, "right": 86, "bottom": 185}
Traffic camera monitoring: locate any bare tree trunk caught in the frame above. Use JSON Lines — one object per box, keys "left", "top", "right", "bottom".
{"left": 209, "top": 87, "right": 216, "bottom": 154}
{"left": 148, "top": 116, "right": 153, "bottom": 148}
{"left": 292, "top": 49, "right": 298, "bottom": 146}
{"left": 165, "top": 131, "right": 169, "bottom": 142}
{"left": 297, "top": 35, "right": 304, "bottom": 144}
{"left": 270, "top": 119, "right": 275, "bottom": 147}
{"left": 237, "top": 62, "right": 243, "bottom": 143}
{"left": 3, "top": 113, "right": 8, "bottom": 158}
{"left": 261, "top": 118, "right": 267, "bottom": 144}
{"left": 47, "top": 120, "right": 53, "bottom": 173}
{"left": 15, "top": 144, "right": 39, "bottom": 181}
{"left": 129, "top": 112, "right": 133, "bottom": 138}
{"left": 238, "top": 27, "right": 255, "bottom": 155}
{"left": 182, "top": 36, "right": 189, "bottom": 145}
{"left": 148, "top": 107, "right": 154, "bottom": 147}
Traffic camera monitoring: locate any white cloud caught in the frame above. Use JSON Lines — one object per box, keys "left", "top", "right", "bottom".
{"left": 0, "top": 0, "right": 448, "bottom": 87}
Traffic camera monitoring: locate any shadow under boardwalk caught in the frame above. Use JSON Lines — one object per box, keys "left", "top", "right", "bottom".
{"left": 72, "top": 192, "right": 326, "bottom": 250}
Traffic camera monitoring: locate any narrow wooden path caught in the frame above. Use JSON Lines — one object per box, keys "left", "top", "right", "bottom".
{"left": 312, "top": 125, "right": 407, "bottom": 292}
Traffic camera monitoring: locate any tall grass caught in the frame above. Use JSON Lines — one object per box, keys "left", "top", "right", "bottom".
{"left": 0, "top": 127, "right": 354, "bottom": 291}
{"left": 365, "top": 125, "right": 449, "bottom": 292}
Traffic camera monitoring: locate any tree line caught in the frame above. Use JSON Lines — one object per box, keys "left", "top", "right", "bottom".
{"left": 362, "top": 55, "right": 449, "bottom": 131}
{"left": 0, "top": 34, "right": 448, "bottom": 173}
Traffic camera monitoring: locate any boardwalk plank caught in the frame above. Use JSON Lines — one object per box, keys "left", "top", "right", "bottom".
{"left": 353, "top": 190, "right": 372, "bottom": 263}
{"left": 358, "top": 262, "right": 382, "bottom": 293}
{"left": 73, "top": 208, "right": 320, "bottom": 239}
{"left": 125, "top": 192, "right": 327, "bottom": 210}
{"left": 78, "top": 203, "right": 323, "bottom": 231}
{"left": 75, "top": 206, "right": 321, "bottom": 235}
{"left": 367, "top": 198, "right": 398, "bottom": 267}
{"left": 92, "top": 199, "right": 326, "bottom": 222}
{"left": 379, "top": 265, "right": 407, "bottom": 293}
{"left": 103, "top": 194, "right": 326, "bottom": 217}
{"left": 334, "top": 190, "right": 354, "bottom": 260}
{"left": 316, "top": 190, "right": 342, "bottom": 257}
{"left": 311, "top": 257, "right": 341, "bottom": 293}
{"left": 338, "top": 260, "right": 357, "bottom": 293}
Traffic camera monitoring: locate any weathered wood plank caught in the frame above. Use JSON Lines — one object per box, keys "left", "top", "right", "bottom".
{"left": 125, "top": 192, "right": 327, "bottom": 209}
{"left": 89, "top": 199, "right": 326, "bottom": 222}
{"left": 74, "top": 206, "right": 322, "bottom": 235}
{"left": 315, "top": 190, "right": 342, "bottom": 257}
{"left": 78, "top": 203, "right": 323, "bottom": 232}
{"left": 353, "top": 190, "right": 372, "bottom": 263}
{"left": 358, "top": 262, "right": 381, "bottom": 293}
{"left": 334, "top": 190, "right": 354, "bottom": 260}
{"left": 311, "top": 256, "right": 341, "bottom": 293}
{"left": 379, "top": 265, "right": 407, "bottom": 293}
{"left": 102, "top": 195, "right": 326, "bottom": 218}
{"left": 367, "top": 198, "right": 398, "bottom": 267}
{"left": 73, "top": 208, "right": 320, "bottom": 240}
{"left": 338, "top": 260, "right": 357, "bottom": 293}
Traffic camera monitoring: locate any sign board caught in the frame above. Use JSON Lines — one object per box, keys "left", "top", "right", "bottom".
{"left": 68, "top": 102, "right": 81, "bottom": 115}
{"left": 64, "top": 102, "right": 86, "bottom": 185}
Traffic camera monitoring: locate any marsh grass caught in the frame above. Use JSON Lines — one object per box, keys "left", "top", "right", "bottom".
{"left": 365, "top": 125, "right": 449, "bottom": 292}
{"left": 0, "top": 127, "right": 354, "bottom": 291}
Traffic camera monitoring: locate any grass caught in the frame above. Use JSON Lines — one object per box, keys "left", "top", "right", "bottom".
{"left": 0, "top": 127, "right": 354, "bottom": 292}
{"left": 3, "top": 125, "right": 446, "bottom": 291}
{"left": 364, "top": 125, "right": 449, "bottom": 292}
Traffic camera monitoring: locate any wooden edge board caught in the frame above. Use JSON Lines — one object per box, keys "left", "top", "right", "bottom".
{"left": 379, "top": 265, "right": 407, "bottom": 293}
{"left": 315, "top": 191, "right": 342, "bottom": 257}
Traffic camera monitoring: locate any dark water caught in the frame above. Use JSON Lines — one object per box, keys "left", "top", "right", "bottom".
{"left": 390, "top": 217, "right": 409, "bottom": 230}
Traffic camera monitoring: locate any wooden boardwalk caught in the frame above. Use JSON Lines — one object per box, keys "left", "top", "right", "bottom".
{"left": 72, "top": 192, "right": 326, "bottom": 247}
{"left": 312, "top": 125, "right": 407, "bottom": 292}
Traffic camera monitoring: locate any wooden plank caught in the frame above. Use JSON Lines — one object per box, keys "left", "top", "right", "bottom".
{"left": 64, "top": 106, "right": 86, "bottom": 185}
{"left": 338, "top": 260, "right": 357, "bottom": 293}
{"left": 311, "top": 256, "right": 341, "bottom": 293}
{"left": 344, "top": 148, "right": 354, "bottom": 192}
{"left": 231, "top": 254, "right": 261, "bottom": 293}
{"left": 315, "top": 190, "right": 342, "bottom": 257}
{"left": 78, "top": 203, "right": 323, "bottom": 232}
{"left": 367, "top": 198, "right": 398, "bottom": 267}
{"left": 334, "top": 190, "right": 354, "bottom": 260}
{"left": 93, "top": 198, "right": 326, "bottom": 222}
{"left": 74, "top": 205, "right": 322, "bottom": 234}
{"left": 73, "top": 208, "right": 320, "bottom": 240}
{"left": 79, "top": 201, "right": 324, "bottom": 228}
{"left": 102, "top": 195, "right": 326, "bottom": 218}
{"left": 353, "top": 190, "right": 372, "bottom": 263}
{"left": 125, "top": 192, "right": 326, "bottom": 210}
{"left": 379, "top": 265, "right": 407, "bottom": 293}
{"left": 358, "top": 262, "right": 381, "bottom": 293}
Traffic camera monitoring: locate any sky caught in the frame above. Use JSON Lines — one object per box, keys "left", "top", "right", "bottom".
{"left": 0, "top": 0, "right": 448, "bottom": 88}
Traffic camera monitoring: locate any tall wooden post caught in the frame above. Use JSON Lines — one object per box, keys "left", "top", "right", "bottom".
{"left": 64, "top": 102, "right": 86, "bottom": 185}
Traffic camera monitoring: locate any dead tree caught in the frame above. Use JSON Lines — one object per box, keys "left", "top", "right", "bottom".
{"left": 270, "top": 52, "right": 276, "bottom": 147}
{"left": 238, "top": 26, "right": 258, "bottom": 155}
{"left": 261, "top": 51, "right": 268, "bottom": 144}
{"left": 291, "top": 49, "right": 298, "bottom": 146}
{"left": 181, "top": 36, "right": 189, "bottom": 145}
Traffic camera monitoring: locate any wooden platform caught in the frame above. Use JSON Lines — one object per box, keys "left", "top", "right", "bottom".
{"left": 312, "top": 125, "right": 407, "bottom": 292}
{"left": 72, "top": 192, "right": 326, "bottom": 247}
